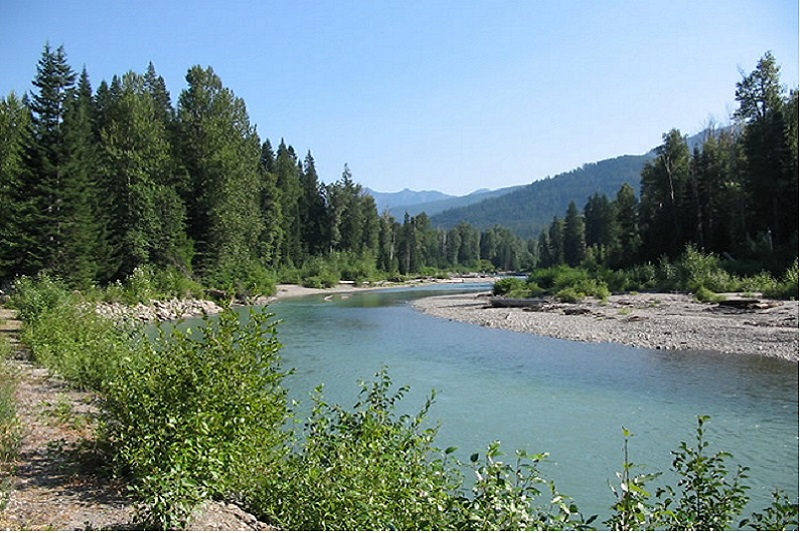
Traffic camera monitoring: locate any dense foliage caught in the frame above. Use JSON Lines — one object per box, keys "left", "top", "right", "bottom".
{"left": 494, "top": 246, "right": 799, "bottom": 303}
{"left": 537, "top": 52, "right": 797, "bottom": 280}
{"left": 0, "top": 45, "right": 531, "bottom": 295}
{"left": 8, "top": 278, "right": 798, "bottom": 530}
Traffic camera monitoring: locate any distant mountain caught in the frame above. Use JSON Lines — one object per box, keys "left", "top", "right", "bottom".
{"left": 391, "top": 185, "right": 525, "bottom": 218}
{"left": 430, "top": 154, "right": 653, "bottom": 238}
{"left": 365, "top": 188, "right": 454, "bottom": 212}
{"left": 424, "top": 128, "right": 724, "bottom": 238}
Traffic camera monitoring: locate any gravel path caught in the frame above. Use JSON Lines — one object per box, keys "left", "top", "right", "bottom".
{"left": 412, "top": 292, "right": 799, "bottom": 362}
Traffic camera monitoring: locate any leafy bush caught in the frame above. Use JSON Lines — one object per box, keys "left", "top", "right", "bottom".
{"left": 693, "top": 286, "right": 726, "bottom": 303}
{"left": 12, "top": 277, "right": 133, "bottom": 391}
{"left": 460, "top": 442, "right": 590, "bottom": 530}
{"left": 493, "top": 277, "right": 527, "bottom": 296}
{"left": 0, "top": 337, "right": 21, "bottom": 512}
{"left": 652, "top": 415, "right": 750, "bottom": 530}
{"left": 253, "top": 369, "right": 462, "bottom": 530}
{"left": 0, "top": 336, "right": 22, "bottom": 468}
{"left": 101, "top": 308, "right": 289, "bottom": 529}
{"left": 764, "top": 258, "right": 799, "bottom": 299}
{"left": 555, "top": 287, "right": 584, "bottom": 303}
{"left": 9, "top": 275, "right": 73, "bottom": 324}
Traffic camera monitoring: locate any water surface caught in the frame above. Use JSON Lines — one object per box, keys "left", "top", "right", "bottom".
{"left": 260, "top": 284, "right": 798, "bottom": 519}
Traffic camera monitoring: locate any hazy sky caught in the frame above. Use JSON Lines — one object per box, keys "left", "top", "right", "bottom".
{"left": 1, "top": 0, "right": 797, "bottom": 195}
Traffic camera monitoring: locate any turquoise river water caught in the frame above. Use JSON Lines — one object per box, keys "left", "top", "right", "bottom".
{"left": 242, "top": 283, "right": 797, "bottom": 521}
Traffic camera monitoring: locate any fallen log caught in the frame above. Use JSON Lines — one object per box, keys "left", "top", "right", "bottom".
{"left": 716, "top": 299, "right": 780, "bottom": 310}
{"left": 489, "top": 297, "right": 548, "bottom": 309}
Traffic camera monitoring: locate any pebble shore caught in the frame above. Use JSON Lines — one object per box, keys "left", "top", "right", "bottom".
{"left": 412, "top": 292, "right": 799, "bottom": 362}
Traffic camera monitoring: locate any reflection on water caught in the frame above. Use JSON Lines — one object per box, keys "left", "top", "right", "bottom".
{"left": 258, "top": 284, "right": 797, "bottom": 520}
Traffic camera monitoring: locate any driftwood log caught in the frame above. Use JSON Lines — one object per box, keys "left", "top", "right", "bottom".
{"left": 716, "top": 299, "right": 780, "bottom": 310}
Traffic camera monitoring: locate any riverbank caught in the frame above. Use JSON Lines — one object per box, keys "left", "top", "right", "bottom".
{"left": 95, "top": 277, "right": 497, "bottom": 322}
{"left": 413, "top": 292, "right": 799, "bottom": 362}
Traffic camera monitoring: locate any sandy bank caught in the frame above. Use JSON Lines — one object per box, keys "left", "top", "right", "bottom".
{"left": 412, "top": 292, "right": 799, "bottom": 362}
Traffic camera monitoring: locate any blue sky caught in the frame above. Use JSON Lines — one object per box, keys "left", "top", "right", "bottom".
{"left": 1, "top": 0, "right": 797, "bottom": 196}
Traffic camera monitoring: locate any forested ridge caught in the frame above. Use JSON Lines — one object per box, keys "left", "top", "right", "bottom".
{"left": 0, "top": 46, "right": 796, "bottom": 293}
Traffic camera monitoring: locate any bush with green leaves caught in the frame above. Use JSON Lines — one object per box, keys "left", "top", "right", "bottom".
{"left": 605, "top": 416, "right": 798, "bottom": 531}
{"left": 100, "top": 308, "right": 289, "bottom": 529}
{"left": 12, "top": 276, "right": 134, "bottom": 391}
{"left": 0, "top": 336, "right": 21, "bottom": 513}
{"left": 493, "top": 277, "right": 525, "bottom": 296}
{"left": 459, "top": 442, "right": 592, "bottom": 530}
{"left": 252, "top": 369, "right": 463, "bottom": 530}
{"left": 764, "top": 258, "right": 799, "bottom": 299}
{"left": 653, "top": 415, "right": 750, "bottom": 530}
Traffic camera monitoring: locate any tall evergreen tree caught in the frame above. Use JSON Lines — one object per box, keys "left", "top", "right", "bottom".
{"left": 547, "top": 216, "right": 565, "bottom": 266}
{"left": 640, "top": 129, "right": 690, "bottom": 259}
{"left": 274, "top": 141, "right": 302, "bottom": 264}
{"left": 58, "top": 67, "right": 100, "bottom": 286}
{"left": 612, "top": 183, "right": 641, "bottom": 268}
{"left": 299, "top": 151, "right": 327, "bottom": 256}
{"left": 177, "top": 65, "right": 263, "bottom": 280}
{"left": 97, "top": 71, "right": 188, "bottom": 279}
{"left": 20, "top": 43, "right": 77, "bottom": 275}
{"left": 0, "top": 92, "right": 33, "bottom": 280}
{"left": 563, "top": 200, "right": 586, "bottom": 267}
{"left": 734, "top": 52, "right": 798, "bottom": 257}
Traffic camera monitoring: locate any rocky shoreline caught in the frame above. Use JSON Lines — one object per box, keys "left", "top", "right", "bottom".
{"left": 95, "top": 297, "right": 225, "bottom": 323}
{"left": 412, "top": 291, "right": 799, "bottom": 362}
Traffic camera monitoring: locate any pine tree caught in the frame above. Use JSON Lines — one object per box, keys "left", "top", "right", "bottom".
{"left": 274, "top": 141, "right": 302, "bottom": 264}
{"left": 21, "top": 43, "right": 77, "bottom": 275}
{"left": 640, "top": 129, "right": 690, "bottom": 260}
{"left": 258, "top": 139, "right": 283, "bottom": 266}
{"left": 612, "top": 183, "right": 641, "bottom": 268}
{"left": 563, "top": 200, "right": 586, "bottom": 267}
{"left": 97, "top": 71, "right": 189, "bottom": 279}
{"left": 0, "top": 92, "right": 33, "bottom": 280}
{"left": 299, "top": 151, "right": 327, "bottom": 257}
{"left": 177, "top": 65, "right": 263, "bottom": 281}
{"left": 547, "top": 216, "right": 565, "bottom": 266}
{"left": 58, "top": 67, "right": 100, "bottom": 286}
{"left": 735, "top": 52, "right": 797, "bottom": 258}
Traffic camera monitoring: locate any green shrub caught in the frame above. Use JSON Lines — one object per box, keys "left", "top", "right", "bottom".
{"left": 493, "top": 277, "right": 527, "bottom": 296}
{"left": 253, "top": 369, "right": 462, "bottom": 530}
{"left": 764, "top": 259, "right": 799, "bottom": 299}
{"left": 555, "top": 287, "right": 583, "bottom": 303}
{"left": 9, "top": 275, "right": 73, "bottom": 324}
{"left": 11, "top": 277, "right": 133, "bottom": 391}
{"left": 0, "top": 337, "right": 20, "bottom": 515}
{"left": 653, "top": 415, "right": 750, "bottom": 530}
{"left": 678, "top": 245, "right": 736, "bottom": 292}
{"left": 101, "top": 308, "right": 288, "bottom": 529}
{"left": 460, "top": 442, "right": 589, "bottom": 530}
{"left": 694, "top": 286, "right": 726, "bottom": 303}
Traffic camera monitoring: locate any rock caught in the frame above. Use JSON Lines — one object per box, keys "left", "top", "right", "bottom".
{"left": 188, "top": 501, "right": 277, "bottom": 531}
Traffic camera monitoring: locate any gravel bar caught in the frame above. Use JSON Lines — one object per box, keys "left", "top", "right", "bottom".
{"left": 412, "top": 292, "right": 799, "bottom": 362}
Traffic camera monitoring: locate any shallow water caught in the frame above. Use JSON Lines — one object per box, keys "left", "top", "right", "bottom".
{"left": 255, "top": 284, "right": 797, "bottom": 520}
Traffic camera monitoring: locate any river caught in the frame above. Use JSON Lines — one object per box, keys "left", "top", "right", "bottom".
{"left": 255, "top": 283, "right": 797, "bottom": 521}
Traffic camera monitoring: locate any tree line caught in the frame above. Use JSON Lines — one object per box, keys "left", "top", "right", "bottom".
{"left": 0, "top": 44, "right": 531, "bottom": 292}
{"left": 0, "top": 46, "right": 796, "bottom": 292}
{"left": 537, "top": 52, "right": 798, "bottom": 275}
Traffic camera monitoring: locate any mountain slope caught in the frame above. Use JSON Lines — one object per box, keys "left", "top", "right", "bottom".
{"left": 366, "top": 188, "right": 454, "bottom": 212}
{"left": 390, "top": 185, "right": 525, "bottom": 217}
{"left": 429, "top": 154, "right": 653, "bottom": 238}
